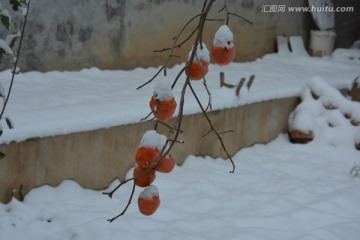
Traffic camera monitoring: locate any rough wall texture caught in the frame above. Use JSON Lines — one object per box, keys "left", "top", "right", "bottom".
{"left": 0, "top": 97, "right": 299, "bottom": 203}
{"left": 1, "top": 0, "right": 312, "bottom": 72}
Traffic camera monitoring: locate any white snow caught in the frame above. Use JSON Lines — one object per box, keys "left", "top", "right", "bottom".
{"left": 139, "top": 130, "right": 167, "bottom": 149}
{"left": 212, "top": 24, "right": 234, "bottom": 49}
{"left": 0, "top": 48, "right": 359, "bottom": 239}
{"left": 0, "top": 39, "right": 13, "bottom": 56}
{"left": 139, "top": 185, "right": 159, "bottom": 200}
{"left": 289, "top": 76, "right": 360, "bottom": 147}
{"left": 0, "top": 50, "right": 359, "bottom": 144}
{"left": 0, "top": 132, "right": 359, "bottom": 240}
{"left": 188, "top": 42, "right": 210, "bottom": 63}
{"left": 153, "top": 77, "right": 174, "bottom": 101}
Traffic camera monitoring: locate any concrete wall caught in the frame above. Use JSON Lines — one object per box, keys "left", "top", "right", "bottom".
{"left": 1, "top": 0, "right": 311, "bottom": 72}
{"left": 0, "top": 97, "right": 299, "bottom": 203}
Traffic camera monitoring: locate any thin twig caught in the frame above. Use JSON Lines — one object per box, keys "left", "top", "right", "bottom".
{"left": 228, "top": 12, "right": 253, "bottom": 25}
{"left": 219, "top": 129, "right": 234, "bottom": 135}
{"left": 140, "top": 111, "right": 154, "bottom": 121}
{"left": 171, "top": 66, "right": 186, "bottom": 89}
{"left": 157, "top": 120, "right": 183, "bottom": 134}
{"left": 218, "top": 0, "right": 253, "bottom": 26}
{"left": 137, "top": 65, "right": 165, "bottom": 90}
{"left": 107, "top": 181, "right": 136, "bottom": 222}
{"left": 203, "top": 78, "right": 212, "bottom": 111}
{"left": 187, "top": 81, "right": 235, "bottom": 173}
{"left": 164, "top": 13, "right": 203, "bottom": 76}
{"left": 154, "top": 26, "right": 199, "bottom": 53}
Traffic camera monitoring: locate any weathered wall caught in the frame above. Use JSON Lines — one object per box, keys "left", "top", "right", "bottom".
{"left": 331, "top": 0, "right": 360, "bottom": 49}
{"left": 1, "top": 0, "right": 311, "bottom": 72}
{"left": 0, "top": 97, "right": 299, "bottom": 203}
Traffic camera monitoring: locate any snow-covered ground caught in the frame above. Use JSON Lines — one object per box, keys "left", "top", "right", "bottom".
{"left": 0, "top": 50, "right": 359, "bottom": 144}
{"left": 0, "top": 49, "right": 359, "bottom": 239}
{"left": 0, "top": 133, "right": 359, "bottom": 240}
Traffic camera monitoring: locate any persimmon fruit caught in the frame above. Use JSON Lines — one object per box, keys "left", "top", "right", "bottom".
{"left": 211, "top": 46, "right": 235, "bottom": 65}
{"left": 133, "top": 167, "right": 156, "bottom": 187}
{"left": 138, "top": 185, "right": 160, "bottom": 216}
{"left": 135, "top": 147, "right": 160, "bottom": 169}
{"left": 155, "top": 154, "right": 175, "bottom": 173}
{"left": 149, "top": 96, "right": 177, "bottom": 121}
{"left": 185, "top": 60, "right": 209, "bottom": 80}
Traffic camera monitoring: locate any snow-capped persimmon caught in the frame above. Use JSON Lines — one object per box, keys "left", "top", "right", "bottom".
{"left": 150, "top": 78, "right": 177, "bottom": 121}
{"left": 211, "top": 46, "right": 235, "bottom": 65}
{"left": 149, "top": 96, "right": 177, "bottom": 121}
{"left": 185, "top": 42, "right": 210, "bottom": 81}
{"left": 138, "top": 185, "right": 160, "bottom": 216}
{"left": 155, "top": 153, "right": 175, "bottom": 173}
{"left": 133, "top": 167, "right": 156, "bottom": 187}
{"left": 211, "top": 25, "right": 235, "bottom": 66}
{"left": 185, "top": 60, "right": 209, "bottom": 80}
{"left": 135, "top": 147, "right": 160, "bottom": 169}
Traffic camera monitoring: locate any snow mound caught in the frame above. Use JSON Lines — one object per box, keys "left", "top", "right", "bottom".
{"left": 212, "top": 24, "right": 234, "bottom": 49}
{"left": 333, "top": 48, "right": 360, "bottom": 63}
{"left": 139, "top": 130, "right": 167, "bottom": 149}
{"left": 289, "top": 76, "right": 360, "bottom": 148}
{"left": 153, "top": 77, "right": 174, "bottom": 101}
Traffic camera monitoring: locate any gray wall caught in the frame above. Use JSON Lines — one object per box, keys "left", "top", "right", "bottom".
{"left": 1, "top": 0, "right": 313, "bottom": 72}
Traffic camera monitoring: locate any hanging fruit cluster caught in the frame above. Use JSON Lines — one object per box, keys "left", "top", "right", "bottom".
{"left": 136, "top": 24, "right": 236, "bottom": 216}
{"left": 134, "top": 129, "right": 176, "bottom": 216}
{"left": 185, "top": 24, "right": 235, "bottom": 81}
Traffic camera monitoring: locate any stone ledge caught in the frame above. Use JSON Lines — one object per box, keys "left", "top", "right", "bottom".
{"left": 0, "top": 97, "right": 299, "bottom": 203}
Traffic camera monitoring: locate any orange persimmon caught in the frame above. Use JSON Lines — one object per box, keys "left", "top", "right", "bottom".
{"left": 135, "top": 147, "right": 160, "bottom": 169}
{"left": 155, "top": 154, "right": 175, "bottom": 173}
{"left": 138, "top": 185, "right": 160, "bottom": 216}
{"left": 211, "top": 46, "right": 235, "bottom": 65}
{"left": 149, "top": 96, "right": 177, "bottom": 121}
{"left": 185, "top": 60, "right": 209, "bottom": 80}
{"left": 133, "top": 167, "right": 156, "bottom": 187}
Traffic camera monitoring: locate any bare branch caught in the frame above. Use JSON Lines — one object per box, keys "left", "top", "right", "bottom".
{"left": 137, "top": 65, "right": 165, "bottom": 90}
{"left": 107, "top": 181, "right": 136, "bottom": 223}
{"left": 164, "top": 13, "right": 203, "bottom": 76}
{"left": 228, "top": 12, "right": 253, "bottom": 25}
{"left": 187, "top": 81, "right": 236, "bottom": 173}
{"left": 140, "top": 111, "right": 154, "bottom": 121}
{"left": 157, "top": 120, "right": 184, "bottom": 134}
{"left": 154, "top": 26, "right": 199, "bottom": 53}
{"left": 171, "top": 66, "right": 186, "bottom": 89}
